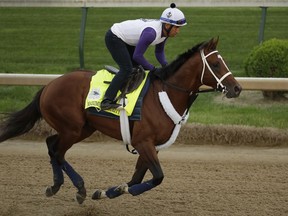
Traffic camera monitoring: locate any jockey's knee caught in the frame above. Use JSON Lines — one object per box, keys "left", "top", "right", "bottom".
{"left": 119, "top": 65, "right": 133, "bottom": 75}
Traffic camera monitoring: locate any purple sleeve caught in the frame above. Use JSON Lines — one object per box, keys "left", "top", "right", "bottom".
{"left": 133, "top": 27, "right": 156, "bottom": 70}
{"left": 155, "top": 39, "right": 168, "bottom": 67}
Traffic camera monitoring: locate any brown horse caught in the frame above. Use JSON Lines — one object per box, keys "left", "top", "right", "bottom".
{"left": 0, "top": 38, "right": 241, "bottom": 204}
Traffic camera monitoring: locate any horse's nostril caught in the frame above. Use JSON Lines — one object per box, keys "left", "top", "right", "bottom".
{"left": 234, "top": 85, "right": 242, "bottom": 95}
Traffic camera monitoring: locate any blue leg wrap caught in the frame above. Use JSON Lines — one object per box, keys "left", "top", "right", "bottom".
{"left": 50, "top": 158, "right": 64, "bottom": 186}
{"left": 62, "top": 161, "right": 84, "bottom": 189}
{"left": 106, "top": 186, "right": 124, "bottom": 199}
{"left": 128, "top": 179, "right": 155, "bottom": 196}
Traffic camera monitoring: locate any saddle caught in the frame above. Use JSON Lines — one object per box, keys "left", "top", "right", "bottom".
{"left": 104, "top": 65, "right": 146, "bottom": 100}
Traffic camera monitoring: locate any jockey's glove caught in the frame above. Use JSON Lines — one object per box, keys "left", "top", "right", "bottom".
{"left": 149, "top": 67, "right": 163, "bottom": 80}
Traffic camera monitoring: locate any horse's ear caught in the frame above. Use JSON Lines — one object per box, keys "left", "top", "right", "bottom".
{"left": 214, "top": 36, "right": 219, "bottom": 47}
{"left": 207, "top": 37, "right": 219, "bottom": 50}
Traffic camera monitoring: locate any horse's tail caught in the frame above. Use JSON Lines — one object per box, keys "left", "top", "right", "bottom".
{"left": 0, "top": 87, "right": 44, "bottom": 143}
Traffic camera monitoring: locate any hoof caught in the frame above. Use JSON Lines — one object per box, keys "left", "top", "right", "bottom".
{"left": 45, "top": 186, "right": 60, "bottom": 197}
{"left": 76, "top": 192, "right": 86, "bottom": 204}
{"left": 76, "top": 187, "right": 86, "bottom": 204}
{"left": 92, "top": 189, "right": 107, "bottom": 200}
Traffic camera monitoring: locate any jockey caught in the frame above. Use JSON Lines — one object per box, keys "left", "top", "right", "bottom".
{"left": 101, "top": 3, "right": 187, "bottom": 110}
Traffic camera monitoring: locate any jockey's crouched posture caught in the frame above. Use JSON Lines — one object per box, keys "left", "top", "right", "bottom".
{"left": 101, "top": 3, "right": 187, "bottom": 110}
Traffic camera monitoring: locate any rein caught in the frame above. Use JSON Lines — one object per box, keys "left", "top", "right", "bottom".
{"left": 163, "top": 80, "right": 225, "bottom": 95}
{"left": 162, "top": 80, "right": 191, "bottom": 94}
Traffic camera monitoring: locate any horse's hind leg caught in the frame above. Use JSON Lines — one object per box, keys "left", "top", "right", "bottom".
{"left": 45, "top": 135, "right": 64, "bottom": 197}
{"left": 62, "top": 124, "right": 97, "bottom": 203}
{"left": 62, "top": 160, "right": 86, "bottom": 204}
{"left": 45, "top": 130, "right": 93, "bottom": 204}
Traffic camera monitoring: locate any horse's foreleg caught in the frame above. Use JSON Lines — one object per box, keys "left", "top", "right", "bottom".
{"left": 127, "top": 147, "right": 164, "bottom": 196}
{"left": 105, "top": 153, "right": 163, "bottom": 197}
{"left": 127, "top": 156, "right": 148, "bottom": 187}
{"left": 128, "top": 164, "right": 163, "bottom": 196}
{"left": 92, "top": 147, "right": 163, "bottom": 199}
{"left": 92, "top": 155, "right": 148, "bottom": 200}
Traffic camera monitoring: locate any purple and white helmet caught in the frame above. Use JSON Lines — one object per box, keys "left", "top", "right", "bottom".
{"left": 160, "top": 3, "right": 187, "bottom": 26}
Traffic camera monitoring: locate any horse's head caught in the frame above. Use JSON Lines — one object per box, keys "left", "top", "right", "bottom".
{"left": 153, "top": 38, "right": 241, "bottom": 98}
{"left": 199, "top": 37, "right": 242, "bottom": 98}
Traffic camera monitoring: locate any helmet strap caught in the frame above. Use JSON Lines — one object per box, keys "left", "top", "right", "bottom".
{"left": 162, "top": 24, "right": 174, "bottom": 37}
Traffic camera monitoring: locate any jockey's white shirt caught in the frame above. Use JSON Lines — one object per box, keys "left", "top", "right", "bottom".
{"left": 111, "top": 19, "right": 166, "bottom": 46}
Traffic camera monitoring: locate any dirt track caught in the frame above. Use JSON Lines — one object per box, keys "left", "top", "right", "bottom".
{"left": 1, "top": 140, "right": 288, "bottom": 216}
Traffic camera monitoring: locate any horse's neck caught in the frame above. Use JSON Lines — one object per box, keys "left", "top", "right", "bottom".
{"left": 166, "top": 58, "right": 202, "bottom": 111}
{"left": 163, "top": 59, "right": 201, "bottom": 114}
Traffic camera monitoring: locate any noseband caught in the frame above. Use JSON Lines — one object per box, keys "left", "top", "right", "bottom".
{"left": 200, "top": 49, "right": 232, "bottom": 94}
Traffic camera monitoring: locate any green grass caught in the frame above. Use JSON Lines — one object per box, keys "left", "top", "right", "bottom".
{"left": 0, "top": 7, "right": 287, "bottom": 128}
{"left": 189, "top": 92, "right": 288, "bottom": 129}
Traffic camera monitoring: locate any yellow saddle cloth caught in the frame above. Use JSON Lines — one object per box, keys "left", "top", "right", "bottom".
{"left": 85, "top": 69, "right": 149, "bottom": 116}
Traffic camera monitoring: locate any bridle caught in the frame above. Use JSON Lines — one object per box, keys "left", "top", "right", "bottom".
{"left": 200, "top": 49, "right": 232, "bottom": 94}
{"left": 162, "top": 49, "right": 232, "bottom": 95}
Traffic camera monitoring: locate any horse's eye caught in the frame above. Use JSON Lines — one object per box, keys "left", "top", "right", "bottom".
{"left": 212, "top": 62, "right": 220, "bottom": 71}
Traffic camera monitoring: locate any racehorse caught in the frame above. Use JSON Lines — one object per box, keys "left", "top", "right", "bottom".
{"left": 0, "top": 38, "right": 241, "bottom": 204}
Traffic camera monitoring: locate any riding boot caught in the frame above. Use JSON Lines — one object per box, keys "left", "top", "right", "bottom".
{"left": 100, "top": 98, "right": 121, "bottom": 110}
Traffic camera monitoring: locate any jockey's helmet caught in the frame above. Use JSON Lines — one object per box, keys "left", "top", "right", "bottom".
{"left": 160, "top": 3, "right": 187, "bottom": 26}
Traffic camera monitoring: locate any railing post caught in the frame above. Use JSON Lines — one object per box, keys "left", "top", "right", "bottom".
{"left": 259, "top": 6, "right": 268, "bottom": 44}
{"left": 79, "top": 7, "right": 88, "bottom": 69}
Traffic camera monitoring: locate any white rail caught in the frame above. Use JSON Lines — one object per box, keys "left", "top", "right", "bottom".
{"left": 234, "top": 77, "right": 288, "bottom": 91}
{"left": 0, "top": 73, "right": 287, "bottom": 91}
{"left": 0, "top": 74, "right": 60, "bottom": 86}
{"left": 0, "top": 0, "right": 287, "bottom": 7}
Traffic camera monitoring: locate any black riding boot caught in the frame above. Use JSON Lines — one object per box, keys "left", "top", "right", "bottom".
{"left": 100, "top": 98, "right": 121, "bottom": 110}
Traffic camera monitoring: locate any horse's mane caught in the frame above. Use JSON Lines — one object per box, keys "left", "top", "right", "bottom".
{"left": 155, "top": 41, "right": 206, "bottom": 80}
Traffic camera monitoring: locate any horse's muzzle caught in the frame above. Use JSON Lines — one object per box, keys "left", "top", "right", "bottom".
{"left": 225, "top": 84, "right": 242, "bottom": 98}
